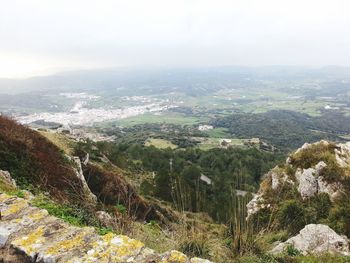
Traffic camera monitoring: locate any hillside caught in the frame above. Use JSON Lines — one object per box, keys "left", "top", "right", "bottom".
{"left": 0, "top": 117, "right": 228, "bottom": 262}
{"left": 246, "top": 140, "right": 350, "bottom": 256}
{"left": 1, "top": 116, "right": 350, "bottom": 262}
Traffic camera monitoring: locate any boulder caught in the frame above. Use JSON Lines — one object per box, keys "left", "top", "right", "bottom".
{"left": 96, "top": 210, "right": 115, "bottom": 228}
{"left": 0, "top": 193, "right": 213, "bottom": 262}
{"left": 271, "top": 224, "right": 350, "bottom": 256}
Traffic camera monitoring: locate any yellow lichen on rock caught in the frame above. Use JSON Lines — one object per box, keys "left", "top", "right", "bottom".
{"left": 1, "top": 195, "right": 213, "bottom": 263}
{"left": 1, "top": 198, "right": 28, "bottom": 217}
{"left": 12, "top": 225, "right": 45, "bottom": 254}
{"left": 74, "top": 234, "right": 145, "bottom": 262}
{"left": 0, "top": 193, "right": 12, "bottom": 202}
{"left": 28, "top": 210, "right": 48, "bottom": 221}
{"left": 166, "top": 250, "right": 188, "bottom": 263}
{"left": 45, "top": 230, "right": 88, "bottom": 255}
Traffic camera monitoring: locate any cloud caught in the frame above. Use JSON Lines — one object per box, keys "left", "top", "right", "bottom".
{"left": 1, "top": 0, "right": 350, "bottom": 77}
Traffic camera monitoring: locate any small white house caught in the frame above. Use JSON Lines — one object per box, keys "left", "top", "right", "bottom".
{"left": 198, "top": 125, "right": 214, "bottom": 131}
{"left": 200, "top": 174, "right": 212, "bottom": 185}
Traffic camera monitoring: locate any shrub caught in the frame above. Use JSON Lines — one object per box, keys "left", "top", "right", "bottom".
{"left": 289, "top": 143, "right": 336, "bottom": 169}
{"left": 31, "top": 194, "right": 99, "bottom": 227}
{"left": 328, "top": 198, "right": 350, "bottom": 237}
{"left": 179, "top": 235, "right": 211, "bottom": 259}
{"left": 304, "top": 193, "right": 332, "bottom": 224}
{"left": 0, "top": 116, "right": 85, "bottom": 202}
{"left": 276, "top": 200, "right": 305, "bottom": 234}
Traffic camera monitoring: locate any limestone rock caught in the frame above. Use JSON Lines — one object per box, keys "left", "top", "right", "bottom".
{"left": 295, "top": 168, "right": 318, "bottom": 199}
{"left": 247, "top": 141, "right": 350, "bottom": 217}
{"left": 270, "top": 167, "right": 293, "bottom": 190}
{"left": 0, "top": 193, "right": 213, "bottom": 262}
{"left": 96, "top": 210, "right": 115, "bottom": 228}
{"left": 73, "top": 156, "right": 97, "bottom": 205}
{"left": 335, "top": 142, "right": 350, "bottom": 168}
{"left": 246, "top": 193, "right": 264, "bottom": 219}
{"left": 271, "top": 224, "right": 350, "bottom": 256}
{"left": 0, "top": 170, "right": 16, "bottom": 189}
{"left": 295, "top": 161, "right": 344, "bottom": 200}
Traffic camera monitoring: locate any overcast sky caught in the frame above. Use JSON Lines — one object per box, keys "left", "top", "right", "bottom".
{"left": 1, "top": 0, "right": 350, "bottom": 77}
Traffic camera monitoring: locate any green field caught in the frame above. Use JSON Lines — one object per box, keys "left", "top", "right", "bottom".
{"left": 202, "top": 127, "right": 230, "bottom": 138}
{"left": 114, "top": 112, "right": 208, "bottom": 127}
{"left": 145, "top": 138, "right": 178, "bottom": 149}
{"left": 194, "top": 137, "right": 245, "bottom": 151}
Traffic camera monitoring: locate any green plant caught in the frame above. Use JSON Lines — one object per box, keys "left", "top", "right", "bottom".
{"left": 285, "top": 244, "right": 300, "bottom": 257}
{"left": 276, "top": 200, "right": 305, "bottom": 234}
{"left": 11, "top": 190, "right": 25, "bottom": 198}
{"left": 179, "top": 236, "right": 211, "bottom": 259}
{"left": 115, "top": 203, "right": 127, "bottom": 214}
{"left": 31, "top": 194, "right": 98, "bottom": 227}
{"left": 97, "top": 227, "right": 113, "bottom": 235}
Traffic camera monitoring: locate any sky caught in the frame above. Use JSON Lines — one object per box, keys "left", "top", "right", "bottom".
{"left": 1, "top": 0, "right": 350, "bottom": 78}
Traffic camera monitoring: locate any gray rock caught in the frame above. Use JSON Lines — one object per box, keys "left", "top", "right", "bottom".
{"left": 0, "top": 170, "right": 16, "bottom": 189}
{"left": 0, "top": 224, "right": 17, "bottom": 248}
{"left": 246, "top": 193, "right": 264, "bottom": 219}
{"left": 96, "top": 211, "right": 114, "bottom": 228}
{"left": 73, "top": 156, "right": 97, "bottom": 204}
{"left": 295, "top": 168, "right": 318, "bottom": 199}
{"left": 0, "top": 193, "right": 211, "bottom": 262}
{"left": 335, "top": 142, "right": 350, "bottom": 168}
{"left": 271, "top": 224, "right": 350, "bottom": 256}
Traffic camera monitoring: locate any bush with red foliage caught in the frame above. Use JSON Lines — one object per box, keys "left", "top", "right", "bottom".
{"left": 83, "top": 163, "right": 165, "bottom": 222}
{"left": 0, "top": 116, "right": 85, "bottom": 202}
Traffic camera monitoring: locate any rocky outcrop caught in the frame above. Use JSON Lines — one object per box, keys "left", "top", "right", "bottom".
{"left": 247, "top": 167, "right": 289, "bottom": 218}
{"left": 334, "top": 142, "right": 350, "bottom": 168}
{"left": 246, "top": 194, "right": 265, "bottom": 219}
{"left": 271, "top": 224, "right": 350, "bottom": 256}
{"left": 294, "top": 161, "right": 343, "bottom": 200}
{"left": 0, "top": 193, "right": 212, "bottom": 263}
{"left": 247, "top": 141, "right": 350, "bottom": 218}
{"left": 72, "top": 156, "right": 97, "bottom": 205}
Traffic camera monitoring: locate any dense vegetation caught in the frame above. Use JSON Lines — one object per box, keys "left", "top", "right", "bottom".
{"left": 76, "top": 140, "right": 283, "bottom": 223}
{"left": 211, "top": 110, "right": 350, "bottom": 151}
{"left": 0, "top": 115, "right": 84, "bottom": 201}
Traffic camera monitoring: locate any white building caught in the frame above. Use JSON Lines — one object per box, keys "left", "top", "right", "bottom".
{"left": 198, "top": 125, "right": 214, "bottom": 131}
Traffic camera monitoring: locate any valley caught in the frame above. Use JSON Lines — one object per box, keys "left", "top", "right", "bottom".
{"left": 1, "top": 67, "right": 350, "bottom": 262}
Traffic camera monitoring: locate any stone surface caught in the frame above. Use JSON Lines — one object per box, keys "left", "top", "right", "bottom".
{"left": 247, "top": 141, "right": 350, "bottom": 217}
{"left": 271, "top": 224, "right": 350, "bottom": 256}
{"left": 246, "top": 193, "right": 264, "bottom": 219}
{"left": 96, "top": 210, "right": 115, "bottom": 228}
{"left": 73, "top": 156, "right": 97, "bottom": 205}
{"left": 0, "top": 170, "right": 16, "bottom": 189}
{"left": 295, "top": 167, "right": 318, "bottom": 199}
{"left": 335, "top": 142, "right": 350, "bottom": 168}
{"left": 270, "top": 167, "right": 293, "bottom": 190}
{"left": 295, "top": 161, "right": 343, "bottom": 200}
{"left": 247, "top": 167, "right": 292, "bottom": 218}
{"left": 0, "top": 193, "right": 213, "bottom": 262}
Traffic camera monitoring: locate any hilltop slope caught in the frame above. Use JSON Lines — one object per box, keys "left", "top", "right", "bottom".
{"left": 247, "top": 140, "right": 350, "bottom": 249}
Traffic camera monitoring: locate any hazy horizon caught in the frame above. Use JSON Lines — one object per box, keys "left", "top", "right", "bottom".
{"left": 1, "top": 0, "right": 350, "bottom": 78}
